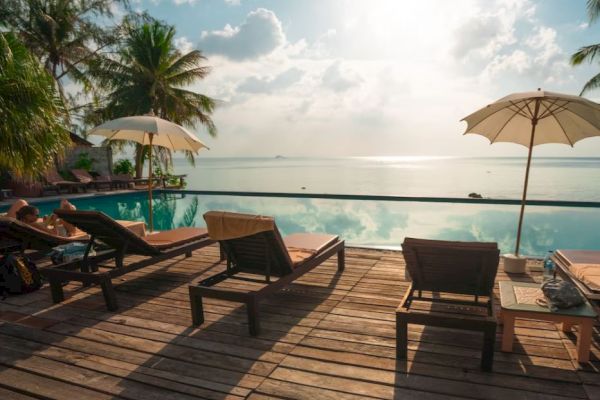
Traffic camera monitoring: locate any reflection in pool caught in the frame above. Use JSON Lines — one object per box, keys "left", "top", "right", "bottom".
{"left": 13, "top": 191, "right": 600, "bottom": 257}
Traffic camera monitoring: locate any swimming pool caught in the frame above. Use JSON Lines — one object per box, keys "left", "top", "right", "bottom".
{"left": 3, "top": 190, "right": 599, "bottom": 256}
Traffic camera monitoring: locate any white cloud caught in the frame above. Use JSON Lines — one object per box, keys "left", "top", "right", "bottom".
{"left": 174, "top": 36, "right": 193, "bottom": 54}
{"left": 172, "top": 0, "right": 197, "bottom": 5}
{"left": 224, "top": 0, "right": 241, "bottom": 5}
{"left": 198, "top": 8, "right": 285, "bottom": 60}
{"left": 321, "top": 61, "right": 361, "bottom": 92}
{"left": 237, "top": 67, "right": 305, "bottom": 94}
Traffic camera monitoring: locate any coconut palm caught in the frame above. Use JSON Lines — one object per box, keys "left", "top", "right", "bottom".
{"left": 89, "top": 19, "right": 217, "bottom": 177}
{"left": 570, "top": 0, "right": 600, "bottom": 94}
{"left": 0, "top": 0, "right": 125, "bottom": 108}
{"left": 0, "top": 32, "right": 70, "bottom": 179}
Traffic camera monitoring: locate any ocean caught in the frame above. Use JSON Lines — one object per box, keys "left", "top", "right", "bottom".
{"left": 170, "top": 156, "right": 600, "bottom": 201}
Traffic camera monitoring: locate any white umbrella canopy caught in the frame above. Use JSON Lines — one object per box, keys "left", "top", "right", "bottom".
{"left": 88, "top": 115, "right": 209, "bottom": 153}
{"left": 462, "top": 89, "right": 600, "bottom": 258}
{"left": 87, "top": 114, "right": 209, "bottom": 231}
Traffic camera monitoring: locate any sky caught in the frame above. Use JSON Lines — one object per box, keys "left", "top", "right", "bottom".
{"left": 112, "top": 0, "right": 600, "bottom": 157}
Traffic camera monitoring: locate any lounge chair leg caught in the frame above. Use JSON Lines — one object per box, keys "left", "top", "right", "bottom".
{"left": 185, "top": 251, "right": 192, "bottom": 258}
{"left": 481, "top": 323, "right": 496, "bottom": 372}
{"left": 49, "top": 280, "right": 65, "bottom": 304}
{"left": 189, "top": 288, "right": 205, "bottom": 326}
{"left": 219, "top": 243, "right": 226, "bottom": 262}
{"left": 396, "top": 313, "right": 408, "bottom": 359}
{"left": 247, "top": 299, "right": 260, "bottom": 336}
{"left": 100, "top": 278, "right": 118, "bottom": 311}
{"left": 337, "top": 247, "right": 345, "bottom": 272}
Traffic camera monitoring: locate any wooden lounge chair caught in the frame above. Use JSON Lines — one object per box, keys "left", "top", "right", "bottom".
{"left": 0, "top": 216, "right": 87, "bottom": 254}
{"left": 44, "top": 169, "right": 86, "bottom": 194}
{"left": 397, "top": 237, "right": 500, "bottom": 372}
{"left": 553, "top": 250, "right": 600, "bottom": 304}
{"left": 71, "top": 169, "right": 113, "bottom": 191}
{"left": 46, "top": 209, "right": 216, "bottom": 310}
{"left": 188, "top": 211, "right": 345, "bottom": 336}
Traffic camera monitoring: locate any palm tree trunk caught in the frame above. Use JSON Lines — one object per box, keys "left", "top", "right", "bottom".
{"left": 134, "top": 144, "right": 144, "bottom": 178}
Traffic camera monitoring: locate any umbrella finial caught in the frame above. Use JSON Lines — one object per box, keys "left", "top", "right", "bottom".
{"left": 146, "top": 109, "right": 155, "bottom": 116}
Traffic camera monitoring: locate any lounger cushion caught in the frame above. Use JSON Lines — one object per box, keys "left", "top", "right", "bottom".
{"left": 144, "top": 227, "right": 208, "bottom": 249}
{"left": 284, "top": 233, "right": 339, "bottom": 266}
{"left": 570, "top": 263, "right": 600, "bottom": 291}
{"left": 204, "top": 211, "right": 275, "bottom": 240}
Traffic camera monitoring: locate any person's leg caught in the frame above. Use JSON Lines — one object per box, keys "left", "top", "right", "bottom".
{"left": 58, "top": 199, "right": 78, "bottom": 236}
{"left": 6, "top": 199, "right": 28, "bottom": 218}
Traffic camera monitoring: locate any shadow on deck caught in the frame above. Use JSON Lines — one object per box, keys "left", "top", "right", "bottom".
{"left": 0, "top": 245, "right": 598, "bottom": 399}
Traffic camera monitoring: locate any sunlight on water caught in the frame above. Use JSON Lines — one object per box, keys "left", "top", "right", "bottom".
{"left": 16, "top": 191, "right": 600, "bottom": 257}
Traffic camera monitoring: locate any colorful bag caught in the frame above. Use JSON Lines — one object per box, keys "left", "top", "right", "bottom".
{"left": 0, "top": 254, "right": 42, "bottom": 298}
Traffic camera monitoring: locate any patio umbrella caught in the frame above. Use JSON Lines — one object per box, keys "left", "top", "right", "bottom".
{"left": 462, "top": 89, "right": 600, "bottom": 258}
{"left": 87, "top": 113, "right": 209, "bottom": 231}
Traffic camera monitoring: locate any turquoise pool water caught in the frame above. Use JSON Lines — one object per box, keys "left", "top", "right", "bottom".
{"left": 4, "top": 191, "right": 599, "bottom": 256}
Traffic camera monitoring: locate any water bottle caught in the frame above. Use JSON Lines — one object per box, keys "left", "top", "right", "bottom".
{"left": 543, "top": 250, "right": 555, "bottom": 281}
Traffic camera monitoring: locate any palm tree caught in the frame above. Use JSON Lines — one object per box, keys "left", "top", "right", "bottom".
{"left": 0, "top": 32, "right": 70, "bottom": 179}
{"left": 571, "top": 0, "right": 600, "bottom": 93}
{"left": 0, "top": 0, "right": 125, "bottom": 110}
{"left": 89, "top": 19, "right": 217, "bottom": 177}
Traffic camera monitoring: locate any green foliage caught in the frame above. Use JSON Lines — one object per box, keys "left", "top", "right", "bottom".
{"left": 113, "top": 159, "right": 135, "bottom": 175}
{"left": 0, "top": 32, "right": 70, "bottom": 180}
{"left": 73, "top": 152, "right": 94, "bottom": 171}
{"left": 571, "top": 1, "right": 600, "bottom": 94}
{"left": 1, "top": 0, "right": 127, "bottom": 115}
{"left": 88, "top": 18, "right": 217, "bottom": 177}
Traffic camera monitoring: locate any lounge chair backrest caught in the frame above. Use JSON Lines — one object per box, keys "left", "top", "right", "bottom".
{"left": 402, "top": 237, "right": 499, "bottom": 297}
{"left": 0, "top": 216, "right": 76, "bottom": 251}
{"left": 204, "top": 211, "right": 294, "bottom": 276}
{"left": 44, "top": 168, "right": 65, "bottom": 184}
{"left": 54, "top": 209, "right": 160, "bottom": 256}
{"left": 71, "top": 169, "right": 93, "bottom": 183}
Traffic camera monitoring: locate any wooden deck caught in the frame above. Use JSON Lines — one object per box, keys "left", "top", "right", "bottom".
{"left": 0, "top": 245, "right": 598, "bottom": 399}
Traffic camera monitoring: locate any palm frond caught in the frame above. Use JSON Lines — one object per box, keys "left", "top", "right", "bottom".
{"left": 570, "top": 43, "right": 600, "bottom": 65}
{"left": 580, "top": 72, "right": 600, "bottom": 94}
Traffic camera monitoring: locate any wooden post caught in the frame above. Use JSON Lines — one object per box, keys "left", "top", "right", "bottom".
{"left": 148, "top": 133, "right": 154, "bottom": 232}
{"left": 514, "top": 99, "right": 541, "bottom": 256}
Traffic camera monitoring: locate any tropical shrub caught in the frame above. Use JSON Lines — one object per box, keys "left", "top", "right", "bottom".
{"left": 73, "top": 152, "right": 95, "bottom": 171}
{"left": 113, "top": 159, "right": 135, "bottom": 175}
{"left": 0, "top": 32, "right": 70, "bottom": 180}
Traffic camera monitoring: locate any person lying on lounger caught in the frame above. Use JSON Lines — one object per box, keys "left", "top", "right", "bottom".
{"left": 11, "top": 199, "right": 79, "bottom": 237}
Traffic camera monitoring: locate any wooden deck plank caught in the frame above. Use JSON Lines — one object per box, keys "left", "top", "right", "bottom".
{"left": 0, "top": 244, "right": 597, "bottom": 399}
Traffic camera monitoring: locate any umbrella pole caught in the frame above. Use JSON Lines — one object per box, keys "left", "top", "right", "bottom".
{"left": 148, "top": 134, "right": 154, "bottom": 232}
{"left": 514, "top": 100, "right": 541, "bottom": 256}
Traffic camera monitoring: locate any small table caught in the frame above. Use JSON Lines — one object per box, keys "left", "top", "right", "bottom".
{"left": 499, "top": 281, "right": 597, "bottom": 363}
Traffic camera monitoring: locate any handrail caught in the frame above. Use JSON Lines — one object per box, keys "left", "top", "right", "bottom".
{"left": 160, "top": 189, "right": 600, "bottom": 208}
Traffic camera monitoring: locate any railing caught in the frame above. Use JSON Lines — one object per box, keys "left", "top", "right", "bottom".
{"left": 161, "top": 189, "right": 600, "bottom": 208}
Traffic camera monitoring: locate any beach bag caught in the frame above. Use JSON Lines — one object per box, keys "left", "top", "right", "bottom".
{"left": 49, "top": 242, "right": 95, "bottom": 265}
{"left": 0, "top": 254, "right": 42, "bottom": 298}
{"left": 537, "top": 279, "right": 585, "bottom": 312}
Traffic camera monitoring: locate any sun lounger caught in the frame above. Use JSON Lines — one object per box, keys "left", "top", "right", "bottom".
{"left": 70, "top": 169, "right": 114, "bottom": 191}
{"left": 397, "top": 237, "right": 500, "bottom": 371}
{"left": 44, "top": 169, "right": 86, "bottom": 194}
{"left": 45, "top": 209, "right": 216, "bottom": 310}
{"left": 188, "top": 211, "right": 345, "bottom": 335}
{"left": 553, "top": 250, "right": 600, "bottom": 303}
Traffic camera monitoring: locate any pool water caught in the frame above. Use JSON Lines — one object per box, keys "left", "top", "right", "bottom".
{"left": 4, "top": 191, "right": 599, "bottom": 257}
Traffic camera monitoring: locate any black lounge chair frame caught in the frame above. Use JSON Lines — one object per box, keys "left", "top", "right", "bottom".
{"left": 189, "top": 228, "right": 345, "bottom": 336}
{"left": 42, "top": 209, "right": 217, "bottom": 311}
{"left": 397, "top": 237, "right": 499, "bottom": 372}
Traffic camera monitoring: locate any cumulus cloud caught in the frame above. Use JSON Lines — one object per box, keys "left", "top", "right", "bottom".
{"left": 237, "top": 67, "right": 305, "bottom": 94}
{"left": 198, "top": 8, "right": 285, "bottom": 60}
{"left": 224, "top": 0, "right": 241, "bottom": 5}
{"left": 174, "top": 36, "right": 194, "bottom": 54}
{"left": 321, "top": 61, "right": 361, "bottom": 92}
